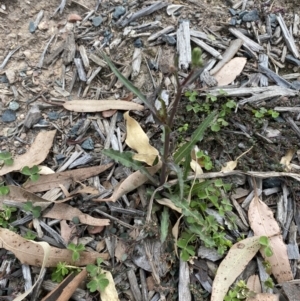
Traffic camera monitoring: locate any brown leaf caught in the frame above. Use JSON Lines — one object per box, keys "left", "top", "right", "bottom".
{"left": 214, "top": 57, "right": 247, "bottom": 86}
{"left": 60, "top": 220, "right": 75, "bottom": 244}
{"left": 94, "top": 161, "right": 162, "bottom": 202}
{"left": 23, "top": 163, "right": 113, "bottom": 192}
{"left": 43, "top": 203, "right": 110, "bottom": 227}
{"left": 115, "top": 239, "right": 127, "bottom": 262}
{"left": 63, "top": 100, "right": 144, "bottom": 112}
{"left": 211, "top": 236, "right": 261, "bottom": 301}
{"left": 0, "top": 228, "right": 109, "bottom": 267}
{"left": 247, "top": 293, "right": 279, "bottom": 301}
{"left": 248, "top": 195, "right": 293, "bottom": 283}
{"left": 247, "top": 275, "right": 261, "bottom": 294}
{"left": 0, "top": 130, "right": 56, "bottom": 176}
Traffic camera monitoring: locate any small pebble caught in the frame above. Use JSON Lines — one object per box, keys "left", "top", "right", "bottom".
{"left": 161, "top": 34, "right": 176, "bottom": 46}
{"left": 47, "top": 111, "right": 59, "bottom": 121}
{"left": 9, "top": 101, "right": 19, "bottom": 111}
{"left": 113, "top": 6, "right": 126, "bottom": 19}
{"left": 68, "top": 13, "right": 82, "bottom": 22}
{"left": 81, "top": 137, "right": 94, "bottom": 150}
{"left": 242, "top": 9, "right": 259, "bottom": 22}
{"left": 2, "top": 109, "right": 16, "bottom": 122}
{"left": 92, "top": 16, "right": 103, "bottom": 27}
{"left": 134, "top": 38, "right": 143, "bottom": 48}
{"left": 29, "top": 21, "right": 36, "bottom": 33}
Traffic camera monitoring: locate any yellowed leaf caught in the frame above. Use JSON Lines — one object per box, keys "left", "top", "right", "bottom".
{"left": 247, "top": 275, "right": 261, "bottom": 294}
{"left": 221, "top": 146, "right": 253, "bottom": 172}
{"left": 211, "top": 236, "right": 261, "bottom": 301}
{"left": 43, "top": 203, "right": 110, "bottom": 227}
{"left": 156, "top": 198, "right": 182, "bottom": 213}
{"left": 63, "top": 100, "right": 144, "bottom": 112}
{"left": 124, "top": 112, "right": 158, "bottom": 166}
{"left": 0, "top": 228, "right": 109, "bottom": 267}
{"left": 172, "top": 215, "right": 183, "bottom": 257}
{"left": 0, "top": 130, "right": 56, "bottom": 176}
{"left": 95, "top": 161, "right": 162, "bottom": 202}
{"left": 13, "top": 241, "right": 50, "bottom": 301}
{"left": 280, "top": 149, "right": 295, "bottom": 171}
{"left": 190, "top": 159, "right": 203, "bottom": 175}
{"left": 100, "top": 271, "right": 120, "bottom": 301}
{"left": 214, "top": 57, "right": 247, "bottom": 86}
{"left": 248, "top": 195, "right": 293, "bottom": 283}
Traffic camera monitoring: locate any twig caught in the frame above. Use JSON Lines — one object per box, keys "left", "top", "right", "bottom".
{"left": 0, "top": 46, "right": 21, "bottom": 70}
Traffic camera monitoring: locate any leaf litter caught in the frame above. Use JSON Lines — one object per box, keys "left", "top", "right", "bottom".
{"left": 0, "top": 0, "right": 300, "bottom": 300}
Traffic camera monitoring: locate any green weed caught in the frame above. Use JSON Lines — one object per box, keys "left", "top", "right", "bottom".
{"left": 23, "top": 201, "right": 41, "bottom": 218}
{"left": 86, "top": 258, "right": 109, "bottom": 292}
{"left": 0, "top": 205, "right": 17, "bottom": 228}
{"left": 0, "top": 151, "right": 14, "bottom": 166}
{"left": 21, "top": 165, "right": 40, "bottom": 181}
{"left": 67, "top": 243, "right": 86, "bottom": 261}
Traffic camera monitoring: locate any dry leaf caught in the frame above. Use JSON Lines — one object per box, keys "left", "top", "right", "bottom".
{"left": 0, "top": 228, "right": 109, "bottom": 267}
{"left": 214, "top": 57, "right": 247, "bottom": 86}
{"left": 13, "top": 241, "right": 50, "bottom": 301}
{"left": 124, "top": 111, "right": 158, "bottom": 166}
{"left": 211, "top": 236, "right": 261, "bottom": 301}
{"left": 0, "top": 130, "right": 56, "bottom": 176}
{"left": 60, "top": 220, "right": 75, "bottom": 244}
{"left": 156, "top": 198, "right": 182, "bottom": 213}
{"left": 280, "top": 149, "right": 295, "bottom": 171}
{"left": 115, "top": 239, "right": 127, "bottom": 262}
{"left": 63, "top": 100, "right": 144, "bottom": 112}
{"left": 248, "top": 195, "right": 293, "bottom": 283}
{"left": 221, "top": 147, "right": 253, "bottom": 172}
{"left": 38, "top": 165, "right": 55, "bottom": 174}
{"left": 247, "top": 293, "right": 279, "bottom": 301}
{"left": 100, "top": 271, "right": 120, "bottom": 301}
{"left": 23, "top": 163, "right": 113, "bottom": 192}
{"left": 43, "top": 203, "right": 110, "bottom": 227}
{"left": 247, "top": 275, "right": 261, "bottom": 294}
{"left": 95, "top": 161, "right": 162, "bottom": 202}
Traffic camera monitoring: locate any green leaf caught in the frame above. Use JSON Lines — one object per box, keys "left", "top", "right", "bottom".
{"left": 211, "top": 123, "right": 220, "bottom": 132}
{"left": 100, "top": 51, "right": 156, "bottom": 114}
{"left": 160, "top": 207, "right": 169, "bottom": 243}
{"left": 259, "top": 236, "right": 269, "bottom": 246}
{"left": 31, "top": 165, "right": 40, "bottom": 174}
{"left": 0, "top": 152, "right": 12, "bottom": 160}
{"left": 264, "top": 246, "right": 273, "bottom": 257}
{"left": 72, "top": 251, "right": 80, "bottom": 261}
{"left": 4, "top": 158, "right": 13, "bottom": 166}
{"left": 102, "top": 150, "right": 158, "bottom": 184}
{"left": 23, "top": 201, "right": 33, "bottom": 211}
{"left": 96, "top": 258, "right": 104, "bottom": 266}
{"left": 32, "top": 206, "right": 41, "bottom": 218}
{"left": 87, "top": 279, "right": 98, "bottom": 292}
{"left": 21, "top": 166, "right": 31, "bottom": 175}
{"left": 174, "top": 111, "right": 217, "bottom": 164}
{"left": 76, "top": 243, "right": 86, "bottom": 252}
{"left": 86, "top": 264, "right": 98, "bottom": 277}
{"left": 0, "top": 186, "right": 10, "bottom": 195}
{"left": 30, "top": 174, "right": 40, "bottom": 182}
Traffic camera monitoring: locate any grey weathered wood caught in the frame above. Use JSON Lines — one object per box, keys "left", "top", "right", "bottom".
{"left": 127, "top": 269, "right": 142, "bottom": 301}
{"left": 283, "top": 113, "right": 300, "bottom": 139}
{"left": 190, "top": 29, "right": 209, "bottom": 41}
{"left": 177, "top": 20, "right": 191, "bottom": 69}
{"left": 294, "top": 14, "right": 299, "bottom": 36}
{"left": 74, "top": 58, "right": 87, "bottom": 82}
{"left": 277, "top": 13, "right": 299, "bottom": 58}
{"left": 191, "top": 37, "right": 223, "bottom": 60}
{"left": 287, "top": 222, "right": 300, "bottom": 259}
{"left": 132, "top": 48, "right": 142, "bottom": 79}
{"left": 148, "top": 25, "right": 175, "bottom": 41}
{"left": 86, "top": 67, "right": 102, "bottom": 85}
{"left": 117, "top": 2, "right": 168, "bottom": 27}
{"left": 229, "top": 27, "right": 264, "bottom": 52}
{"left": 79, "top": 45, "right": 90, "bottom": 69}
{"left": 178, "top": 259, "right": 191, "bottom": 301}
{"left": 37, "top": 34, "right": 54, "bottom": 68}
{"left": 274, "top": 107, "right": 300, "bottom": 112}
{"left": 210, "top": 39, "right": 243, "bottom": 74}
{"left": 258, "top": 54, "right": 269, "bottom": 87}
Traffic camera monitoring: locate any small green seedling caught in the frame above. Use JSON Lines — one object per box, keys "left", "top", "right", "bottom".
{"left": 259, "top": 236, "right": 273, "bottom": 257}
{"left": 21, "top": 165, "right": 40, "bottom": 181}
{"left": 0, "top": 183, "right": 10, "bottom": 196}
{"left": 23, "top": 231, "right": 37, "bottom": 240}
{"left": 252, "top": 107, "right": 279, "bottom": 119}
{"left": 67, "top": 243, "right": 86, "bottom": 261}
{"left": 86, "top": 258, "right": 109, "bottom": 292}
{"left": 264, "top": 277, "right": 275, "bottom": 289}
{"left": 0, "top": 205, "right": 17, "bottom": 228}
{"left": 51, "top": 262, "right": 81, "bottom": 283}
{"left": 0, "top": 151, "right": 13, "bottom": 166}
{"left": 224, "top": 280, "right": 253, "bottom": 301}
{"left": 178, "top": 123, "right": 189, "bottom": 133}
{"left": 23, "top": 201, "right": 41, "bottom": 218}
{"left": 196, "top": 150, "right": 213, "bottom": 170}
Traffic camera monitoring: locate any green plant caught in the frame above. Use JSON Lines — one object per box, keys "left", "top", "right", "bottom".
{"left": 0, "top": 151, "right": 13, "bottom": 166}
{"left": 86, "top": 258, "right": 109, "bottom": 292}
{"left": 224, "top": 280, "right": 253, "bottom": 301}
{"left": 196, "top": 150, "right": 213, "bottom": 170}
{"left": 259, "top": 236, "right": 273, "bottom": 257}
{"left": 51, "top": 262, "right": 81, "bottom": 283}
{"left": 21, "top": 165, "right": 40, "bottom": 181}
{"left": 264, "top": 277, "right": 274, "bottom": 289}
{"left": 252, "top": 107, "right": 279, "bottom": 119}
{"left": 0, "top": 205, "right": 17, "bottom": 228}
{"left": 67, "top": 243, "right": 85, "bottom": 261}
{"left": 178, "top": 123, "right": 189, "bottom": 133}
{"left": 0, "top": 183, "right": 10, "bottom": 196}
{"left": 23, "top": 201, "right": 41, "bottom": 218}
{"left": 23, "top": 231, "right": 37, "bottom": 240}
{"left": 101, "top": 47, "right": 217, "bottom": 187}
{"left": 169, "top": 179, "right": 234, "bottom": 260}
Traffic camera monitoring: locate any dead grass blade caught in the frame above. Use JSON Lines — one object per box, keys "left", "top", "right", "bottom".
{"left": 43, "top": 203, "right": 110, "bottom": 226}
{"left": 0, "top": 228, "right": 109, "bottom": 267}
{"left": 248, "top": 195, "right": 293, "bottom": 283}
{"left": 211, "top": 236, "right": 261, "bottom": 301}
{"left": 63, "top": 100, "right": 144, "bottom": 112}
{"left": 0, "top": 130, "right": 56, "bottom": 176}
{"left": 23, "top": 163, "right": 113, "bottom": 192}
